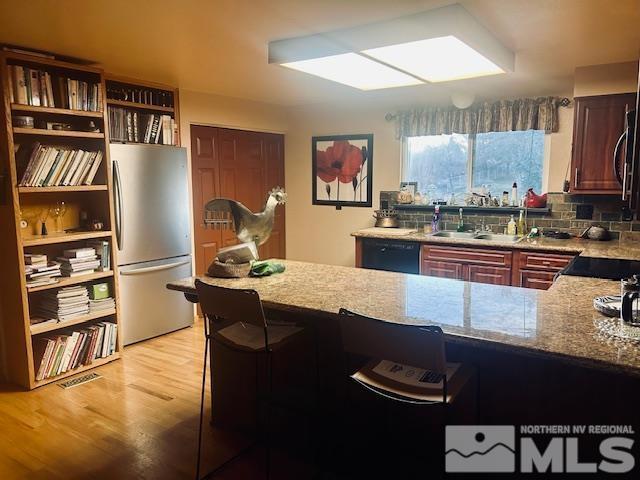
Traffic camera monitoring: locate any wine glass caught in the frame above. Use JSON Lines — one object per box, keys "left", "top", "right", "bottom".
{"left": 48, "top": 201, "right": 67, "bottom": 233}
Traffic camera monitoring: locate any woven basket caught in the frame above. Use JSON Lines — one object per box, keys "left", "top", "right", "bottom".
{"left": 207, "top": 260, "right": 252, "bottom": 278}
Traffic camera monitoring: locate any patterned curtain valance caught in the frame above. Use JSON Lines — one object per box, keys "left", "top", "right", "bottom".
{"left": 393, "top": 96, "right": 561, "bottom": 139}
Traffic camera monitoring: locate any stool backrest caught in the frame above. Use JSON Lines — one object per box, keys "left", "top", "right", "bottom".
{"left": 338, "top": 308, "right": 446, "bottom": 375}
{"left": 195, "top": 279, "right": 267, "bottom": 329}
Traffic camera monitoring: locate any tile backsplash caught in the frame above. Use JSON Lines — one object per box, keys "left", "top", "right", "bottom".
{"left": 381, "top": 191, "right": 640, "bottom": 239}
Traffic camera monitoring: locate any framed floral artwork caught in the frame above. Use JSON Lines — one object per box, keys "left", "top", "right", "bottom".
{"left": 312, "top": 134, "right": 373, "bottom": 208}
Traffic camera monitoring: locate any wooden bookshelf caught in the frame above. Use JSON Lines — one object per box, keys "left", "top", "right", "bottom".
{"left": 106, "top": 99, "right": 174, "bottom": 113}
{"left": 23, "top": 230, "right": 112, "bottom": 247}
{"left": 18, "top": 185, "right": 108, "bottom": 193}
{"left": 11, "top": 103, "right": 104, "bottom": 118}
{"left": 13, "top": 127, "right": 104, "bottom": 138}
{"left": 33, "top": 352, "right": 120, "bottom": 387}
{"left": 30, "top": 308, "right": 116, "bottom": 335}
{"left": 105, "top": 74, "right": 180, "bottom": 146}
{"left": 0, "top": 50, "right": 122, "bottom": 389}
{"left": 26, "top": 270, "right": 113, "bottom": 293}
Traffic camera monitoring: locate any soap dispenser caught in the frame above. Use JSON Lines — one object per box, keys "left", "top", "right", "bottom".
{"left": 507, "top": 215, "right": 517, "bottom": 235}
{"left": 432, "top": 205, "right": 441, "bottom": 233}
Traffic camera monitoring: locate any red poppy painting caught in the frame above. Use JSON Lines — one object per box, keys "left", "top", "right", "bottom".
{"left": 312, "top": 134, "right": 373, "bottom": 207}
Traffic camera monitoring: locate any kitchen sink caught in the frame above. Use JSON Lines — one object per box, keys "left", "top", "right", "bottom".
{"left": 430, "top": 231, "right": 477, "bottom": 239}
{"left": 474, "top": 233, "right": 521, "bottom": 243}
{"left": 430, "top": 231, "right": 521, "bottom": 243}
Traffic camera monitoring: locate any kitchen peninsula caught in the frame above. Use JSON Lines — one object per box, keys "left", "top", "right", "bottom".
{"left": 168, "top": 260, "right": 640, "bottom": 428}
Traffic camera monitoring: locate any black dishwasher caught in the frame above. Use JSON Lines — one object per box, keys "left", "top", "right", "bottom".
{"left": 361, "top": 238, "right": 420, "bottom": 274}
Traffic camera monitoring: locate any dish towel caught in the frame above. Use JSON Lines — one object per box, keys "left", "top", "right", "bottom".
{"left": 250, "top": 260, "right": 285, "bottom": 277}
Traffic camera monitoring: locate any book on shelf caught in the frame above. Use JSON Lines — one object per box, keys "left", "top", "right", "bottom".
{"left": 17, "top": 143, "right": 103, "bottom": 187}
{"left": 32, "top": 285, "right": 90, "bottom": 322}
{"left": 59, "top": 248, "right": 99, "bottom": 277}
{"left": 8, "top": 64, "right": 102, "bottom": 111}
{"left": 106, "top": 84, "right": 174, "bottom": 107}
{"left": 25, "top": 254, "right": 61, "bottom": 289}
{"left": 85, "top": 240, "right": 111, "bottom": 271}
{"left": 108, "top": 107, "right": 176, "bottom": 145}
{"left": 33, "top": 321, "right": 117, "bottom": 380}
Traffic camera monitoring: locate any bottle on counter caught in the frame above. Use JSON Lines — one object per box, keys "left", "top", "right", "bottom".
{"left": 517, "top": 209, "right": 526, "bottom": 236}
{"left": 456, "top": 208, "right": 465, "bottom": 232}
{"left": 432, "top": 205, "right": 441, "bottom": 233}
{"left": 511, "top": 182, "right": 518, "bottom": 206}
{"left": 507, "top": 214, "right": 517, "bottom": 235}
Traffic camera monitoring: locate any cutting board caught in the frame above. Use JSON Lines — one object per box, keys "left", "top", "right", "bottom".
{"left": 357, "top": 227, "right": 417, "bottom": 236}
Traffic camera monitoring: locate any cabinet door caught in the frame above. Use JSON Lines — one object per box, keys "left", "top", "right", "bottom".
{"left": 421, "top": 260, "right": 464, "bottom": 280}
{"left": 571, "top": 94, "right": 636, "bottom": 193}
{"left": 467, "top": 265, "right": 512, "bottom": 285}
{"left": 519, "top": 269, "right": 556, "bottom": 290}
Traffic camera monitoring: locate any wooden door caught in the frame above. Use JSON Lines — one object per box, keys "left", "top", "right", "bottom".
{"left": 467, "top": 265, "right": 512, "bottom": 285}
{"left": 191, "top": 125, "right": 222, "bottom": 275}
{"left": 190, "top": 126, "right": 285, "bottom": 276}
{"left": 571, "top": 93, "right": 636, "bottom": 193}
{"left": 421, "top": 260, "right": 464, "bottom": 279}
{"left": 261, "top": 133, "right": 285, "bottom": 259}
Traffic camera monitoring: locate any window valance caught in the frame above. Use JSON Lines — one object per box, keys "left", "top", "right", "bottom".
{"left": 392, "top": 97, "right": 562, "bottom": 139}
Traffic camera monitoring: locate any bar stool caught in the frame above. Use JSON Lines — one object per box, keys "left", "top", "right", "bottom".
{"left": 194, "top": 280, "right": 305, "bottom": 479}
{"left": 336, "top": 308, "right": 477, "bottom": 475}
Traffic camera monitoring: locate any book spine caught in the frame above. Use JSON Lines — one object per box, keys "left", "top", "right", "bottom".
{"left": 29, "top": 69, "right": 41, "bottom": 106}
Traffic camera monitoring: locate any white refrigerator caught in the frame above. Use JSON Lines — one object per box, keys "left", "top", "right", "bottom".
{"left": 111, "top": 144, "right": 193, "bottom": 345}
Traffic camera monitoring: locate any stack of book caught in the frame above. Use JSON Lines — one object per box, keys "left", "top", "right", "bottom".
{"left": 25, "top": 254, "right": 61, "bottom": 288}
{"left": 33, "top": 322, "right": 118, "bottom": 381}
{"left": 7, "top": 65, "right": 102, "bottom": 111}
{"left": 89, "top": 297, "right": 115, "bottom": 314}
{"left": 108, "top": 107, "right": 177, "bottom": 145}
{"left": 34, "top": 285, "right": 89, "bottom": 322}
{"left": 58, "top": 248, "right": 100, "bottom": 277}
{"left": 17, "top": 143, "right": 103, "bottom": 187}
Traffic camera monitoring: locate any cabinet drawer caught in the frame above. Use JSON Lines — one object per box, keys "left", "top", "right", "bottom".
{"left": 519, "top": 269, "right": 556, "bottom": 290}
{"left": 519, "top": 252, "right": 574, "bottom": 272}
{"left": 468, "top": 265, "right": 512, "bottom": 286}
{"left": 423, "top": 245, "right": 512, "bottom": 267}
{"left": 421, "top": 260, "right": 464, "bottom": 280}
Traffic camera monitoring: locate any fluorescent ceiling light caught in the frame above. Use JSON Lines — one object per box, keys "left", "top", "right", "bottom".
{"left": 281, "top": 53, "right": 423, "bottom": 90}
{"left": 363, "top": 35, "right": 505, "bottom": 83}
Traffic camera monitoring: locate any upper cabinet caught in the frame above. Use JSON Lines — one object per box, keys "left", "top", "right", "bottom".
{"left": 570, "top": 93, "right": 636, "bottom": 193}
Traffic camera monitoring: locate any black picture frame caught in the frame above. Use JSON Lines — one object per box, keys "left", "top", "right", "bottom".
{"left": 311, "top": 134, "right": 373, "bottom": 208}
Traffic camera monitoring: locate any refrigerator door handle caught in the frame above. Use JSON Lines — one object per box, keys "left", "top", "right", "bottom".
{"left": 120, "top": 259, "right": 191, "bottom": 276}
{"left": 614, "top": 130, "right": 626, "bottom": 188}
{"left": 113, "top": 160, "right": 124, "bottom": 250}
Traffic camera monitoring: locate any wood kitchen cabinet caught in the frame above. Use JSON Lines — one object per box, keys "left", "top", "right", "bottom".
{"left": 570, "top": 93, "right": 636, "bottom": 193}
{"left": 514, "top": 251, "right": 575, "bottom": 290}
{"left": 421, "top": 245, "right": 513, "bottom": 286}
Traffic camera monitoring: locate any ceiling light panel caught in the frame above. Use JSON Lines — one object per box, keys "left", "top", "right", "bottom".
{"left": 281, "top": 53, "right": 423, "bottom": 90}
{"left": 363, "top": 35, "right": 505, "bottom": 83}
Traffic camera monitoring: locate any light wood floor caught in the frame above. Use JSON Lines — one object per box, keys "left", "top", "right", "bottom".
{"left": 0, "top": 320, "right": 261, "bottom": 480}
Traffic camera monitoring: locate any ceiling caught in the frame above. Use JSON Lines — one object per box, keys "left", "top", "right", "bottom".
{"left": 0, "top": 0, "right": 638, "bottom": 107}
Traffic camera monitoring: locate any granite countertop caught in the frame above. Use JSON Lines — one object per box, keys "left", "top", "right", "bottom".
{"left": 167, "top": 260, "right": 640, "bottom": 377}
{"left": 352, "top": 227, "right": 640, "bottom": 260}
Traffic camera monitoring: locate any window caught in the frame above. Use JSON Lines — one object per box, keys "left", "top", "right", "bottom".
{"left": 403, "top": 130, "right": 544, "bottom": 201}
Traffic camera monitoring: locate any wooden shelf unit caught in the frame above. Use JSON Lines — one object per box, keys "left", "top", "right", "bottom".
{"left": 30, "top": 308, "right": 116, "bottom": 335}
{"left": 26, "top": 270, "right": 113, "bottom": 293}
{"left": 0, "top": 50, "right": 122, "bottom": 389}
{"left": 105, "top": 74, "right": 180, "bottom": 146}
{"left": 33, "top": 352, "right": 120, "bottom": 387}
{"left": 11, "top": 103, "right": 104, "bottom": 118}
{"left": 13, "top": 127, "right": 104, "bottom": 138}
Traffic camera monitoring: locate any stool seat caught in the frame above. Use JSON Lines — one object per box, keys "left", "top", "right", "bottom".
{"left": 351, "top": 359, "right": 475, "bottom": 404}
{"left": 215, "top": 321, "right": 303, "bottom": 351}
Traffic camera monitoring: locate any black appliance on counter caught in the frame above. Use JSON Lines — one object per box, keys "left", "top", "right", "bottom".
{"left": 561, "top": 256, "right": 640, "bottom": 280}
{"left": 361, "top": 238, "right": 420, "bottom": 274}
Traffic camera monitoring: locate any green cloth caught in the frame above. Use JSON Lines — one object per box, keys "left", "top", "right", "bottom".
{"left": 250, "top": 260, "right": 285, "bottom": 277}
